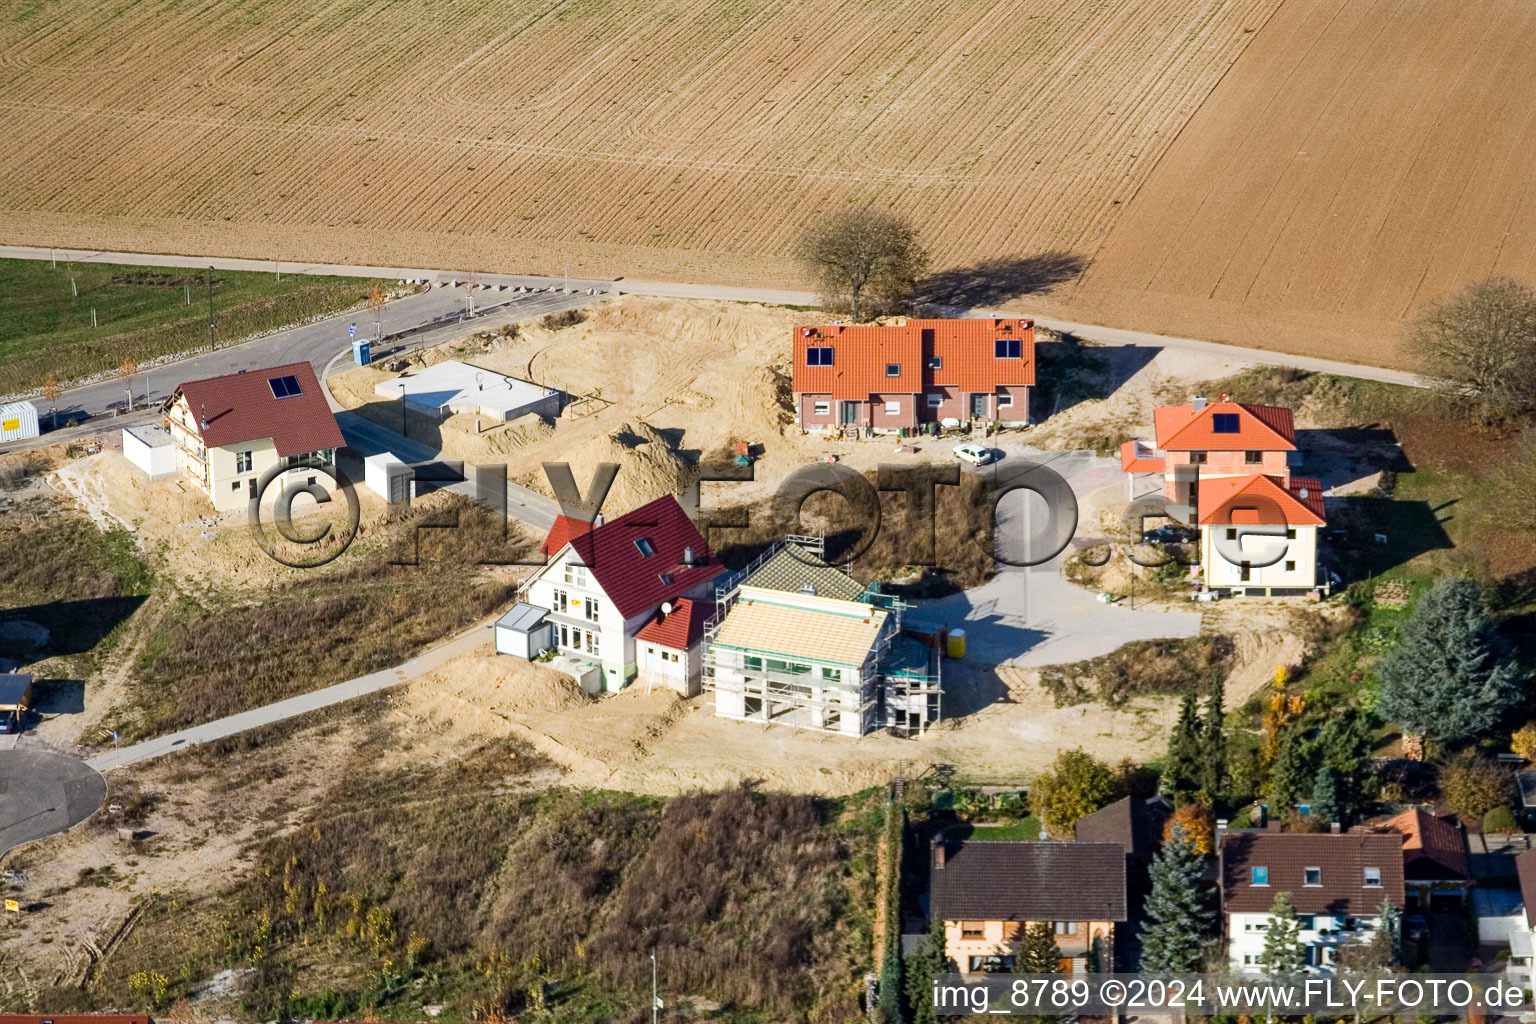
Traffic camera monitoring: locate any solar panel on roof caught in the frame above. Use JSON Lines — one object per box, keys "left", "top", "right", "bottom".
{"left": 268, "top": 374, "right": 303, "bottom": 399}
{"left": 1212, "top": 412, "right": 1240, "bottom": 433}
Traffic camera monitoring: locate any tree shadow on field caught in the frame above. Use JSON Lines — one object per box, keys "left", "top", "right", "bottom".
{"left": 916, "top": 252, "right": 1089, "bottom": 309}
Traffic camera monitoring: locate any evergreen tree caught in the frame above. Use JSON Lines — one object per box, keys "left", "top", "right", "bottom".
{"left": 1268, "top": 727, "right": 1315, "bottom": 809}
{"left": 1377, "top": 899, "right": 1404, "bottom": 966}
{"left": 1376, "top": 577, "right": 1521, "bottom": 745}
{"left": 1140, "top": 823, "right": 1214, "bottom": 972}
{"left": 906, "top": 913, "right": 951, "bottom": 1024}
{"left": 1310, "top": 766, "right": 1340, "bottom": 826}
{"left": 1164, "top": 688, "right": 1205, "bottom": 801}
{"left": 1018, "top": 920, "right": 1062, "bottom": 973}
{"left": 1259, "top": 892, "right": 1307, "bottom": 976}
{"left": 879, "top": 950, "right": 905, "bottom": 1024}
{"left": 1316, "top": 709, "right": 1375, "bottom": 818}
{"left": 1201, "top": 672, "right": 1228, "bottom": 799}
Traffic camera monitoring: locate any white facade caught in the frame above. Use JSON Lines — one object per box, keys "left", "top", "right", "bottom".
{"left": 520, "top": 546, "right": 714, "bottom": 693}
{"left": 1201, "top": 524, "right": 1319, "bottom": 592}
{"left": 0, "top": 401, "right": 40, "bottom": 443}
{"left": 364, "top": 452, "right": 415, "bottom": 503}
{"left": 375, "top": 359, "right": 559, "bottom": 423}
{"left": 1228, "top": 910, "right": 1383, "bottom": 974}
{"left": 638, "top": 638, "right": 702, "bottom": 696}
{"left": 122, "top": 424, "right": 177, "bottom": 478}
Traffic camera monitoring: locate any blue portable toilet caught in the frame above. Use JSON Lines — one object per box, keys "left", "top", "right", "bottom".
{"left": 352, "top": 338, "right": 371, "bottom": 366}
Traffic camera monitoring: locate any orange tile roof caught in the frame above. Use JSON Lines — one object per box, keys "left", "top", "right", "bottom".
{"left": 634, "top": 597, "right": 712, "bottom": 650}
{"left": 1376, "top": 808, "right": 1468, "bottom": 881}
{"left": 791, "top": 318, "right": 1034, "bottom": 400}
{"left": 1120, "top": 439, "right": 1165, "bottom": 473}
{"left": 1197, "top": 474, "right": 1325, "bottom": 526}
{"left": 1154, "top": 401, "right": 1296, "bottom": 451}
{"left": 541, "top": 514, "right": 595, "bottom": 556}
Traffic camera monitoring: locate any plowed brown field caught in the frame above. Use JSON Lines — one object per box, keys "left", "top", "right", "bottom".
{"left": 1068, "top": 0, "right": 1536, "bottom": 365}
{"left": 0, "top": 0, "right": 1277, "bottom": 300}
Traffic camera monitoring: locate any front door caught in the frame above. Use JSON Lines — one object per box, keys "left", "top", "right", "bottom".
{"left": 971, "top": 393, "right": 988, "bottom": 418}
{"left": 840, "top": 400, "right": 859, "bottom": 425}
{"left": 248, "top": 478, "right": 258, "bottom": 499}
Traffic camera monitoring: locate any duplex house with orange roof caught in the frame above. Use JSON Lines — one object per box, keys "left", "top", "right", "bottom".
{"left": 791, "top": 318, "right": 1034, "bottom": 434}
{"left": 1120, "top": 394, "right": 1298, "bottom": 511}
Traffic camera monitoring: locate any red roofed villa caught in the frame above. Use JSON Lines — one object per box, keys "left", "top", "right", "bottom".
{"left": 513, "top": 495, "right": 725, "bottom": 694}
{"left": 791, "top": 318, "right": 1034, "bottom": 434}
{"left": 161, "top": 362, "right": 344, "bottom": 512}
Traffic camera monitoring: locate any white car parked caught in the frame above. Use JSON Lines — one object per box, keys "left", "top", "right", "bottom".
{"left": 953, "top": 442, "right": 994, "bottom": 466}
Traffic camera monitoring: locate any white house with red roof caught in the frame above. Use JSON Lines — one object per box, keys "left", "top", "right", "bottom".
{"left": 791, "top": 318, "right": 1034, "bottom": 434}
{"left": 518, "top": 495, "right": 725, "bottom": 693}
{"left": 161, "top": 362, "right": 344, "bottom": 512}
{"left": 1122, "top": 394, "right": 1326, "bottom": 596}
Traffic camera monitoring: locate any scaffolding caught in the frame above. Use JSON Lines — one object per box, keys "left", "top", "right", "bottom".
{"left": 701, "top": 535, "right": 942, "bottom": 739}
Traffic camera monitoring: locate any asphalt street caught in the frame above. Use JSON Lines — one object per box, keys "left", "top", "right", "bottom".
{"left": 0, "top": 750, "right": 105, "bottom": 856}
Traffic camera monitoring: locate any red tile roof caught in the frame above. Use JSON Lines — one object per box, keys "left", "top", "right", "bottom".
{"left": 541, "top": 514, "right": 596, "bottom": 556}
{"left": 791, "top": 318, "right": 1034, "bottom": 401}
{"left": 168, "top": 362, "right": 343, "bottom": 457}
{"left": 1197, "top": 474, "right": 1325, "bottom": 527}
{"left": 634, "top": 597, "right": 713, "bottom": 650}
{"left": 1517, "top": 849, "right": 1536, "bottom": 914}
{"left": 565, "top": 495, "right": 726, "bottom": 620}
{"left": 1154, "top": 401, "right": 1297, "bottom": 451}
{"left": 1376, "top": 808, "right": 1469, "bottom": 881}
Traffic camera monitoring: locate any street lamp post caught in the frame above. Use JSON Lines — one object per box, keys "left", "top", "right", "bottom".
{"left": 400, "top": 381, "right": 408, "bottom": 437}
{"left": 207, "top": 266, "right": 216, "bottom": 350}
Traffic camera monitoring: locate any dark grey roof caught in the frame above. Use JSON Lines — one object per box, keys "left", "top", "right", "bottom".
{"left": 1075, "top": 796, "right": 1171, "bottom": 865}
{"left": 743, "top": 545, "right": 866, "bottom": 602}
{"left": 0, "top": 674, "right": 32, "bottom": 706}
{"left": 494, "top": 602, "right": 548, "bottom": 632}
{"left": 931, "top": 840, "right": 1128, "bottom": 922}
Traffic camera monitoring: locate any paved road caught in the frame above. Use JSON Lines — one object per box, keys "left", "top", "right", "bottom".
{"left": 85, "top": 614, "right": 498, "bottom": 772}
{"left": 0, "top": 750, "right": 105, "bottom": 856}
{"left": 921, "top": 448, "right": 1202, "bottom": 667}
{"left": 0, "top": 246, "right": 1425, "bottom": 389}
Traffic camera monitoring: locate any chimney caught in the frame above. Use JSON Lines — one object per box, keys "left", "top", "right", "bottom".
{"left": 1267, "top": 819, "right": 1283, "bottom": 833}
{"left": 1216, "top": 818, "right": 1229, "bottom": 842}
{"left": 1192, "top": 395, "right": 1207, "bottom": 412}
{"left": 1330, "top": 822, "right": 1341, "bottom": 834}
{"left": 683, "top": 545, "right": 694, "bottom": 565}
{"left": 933, "top": 836, "right": 947, "bottom": 868}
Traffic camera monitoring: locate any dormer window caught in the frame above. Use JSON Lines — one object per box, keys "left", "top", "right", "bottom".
{"left": 886, "top": 363, "right": 901, "bottom": 377}
{"left": 635, "top": 538, "right": 656, "bottom": 557}
{"left": 1304, "top": 867, "right": 1322, "bottom": 886}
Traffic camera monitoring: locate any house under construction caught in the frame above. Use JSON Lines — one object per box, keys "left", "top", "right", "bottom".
{"left": 702, "top": 539, "right": 943, "bottom": 738}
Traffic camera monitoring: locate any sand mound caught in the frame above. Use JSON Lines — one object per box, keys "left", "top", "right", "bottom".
{"left": 416, "top": 646, "right": 591, "bottom": 717}
{"left": 533, "top": 419, "right": 696, "bottom": 516}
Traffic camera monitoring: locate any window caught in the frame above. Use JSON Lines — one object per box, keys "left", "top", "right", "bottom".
{"left": 1304, "top": 867, "right": 1322, "bottom": 886}
{"left": 658, "top": 572, "right": 674, "bottom": 585}
{"left": 1252, "top": 866, "right": 1269, "bottom": 885}
{"left": 813, "top": 401, "right": 830, "bottom": 416}
{"left": 568, "top": 627, "right": 582, "bottom": 650}
{"left": 927, "top": 393, "right": 943, "bottom": 408}
{"left": 995, "top": 338, "right": 1023, "bottom": 359}
{"left": 928, "top": 356, "right": 942, "bottom": 369}
{"left": 634, "top": 538, "right": 656, "bottom": 557}
{"left": 1190, "top": 451, "right": 1208, "bottom": 465}
{"left": 1364, "top": 867, "right": 1382, "bottom": 887}
{"left": 1226, "top": 527, "right": 1238, "bottom": 541}
{"left": 564, "top": 563, "right": 588, "bottom": 587}
{"left": 961, "top": 922, "right": 985, "bottom": 939}
{"left": 806, "top": 346, "right": 834, "bottom": 366}
{"left": 231, "top": 480, "right": 241, "bottom": 491}
{"left": 1284, "top": 560, "right": 1296, "bottom": 572}
{"left": 884, "top": 401, "right": 900, "bottom": 416}
{"left": 552, "top": 588, "right": 568, "bottom": 614}
{"left": 1285, "top": 527, "right": 1296, "bottom": 539}
{"left": 997, "top": 394, "right": 1013, "bottom": 408}
{"left": 1245, "top": 450, "right": 1262, "bottom": 464}
{"left": 236, "top": 450, "right": 253, "bottom": 473}
{"left": 1212, "top": 412, "right": 1240, "bottom": 433}
{"left": 1243, "top": 954, "right": 1258, "bottom": 965}
{"left": 268, "top": 374, "right": 303, "bottom": 399}
{"left": 584, "top": 598, "right": 600, "bottom": 622}
{"left": 663, "top": 650, "right": 680, "bottom": 663}
{"left": 585, "top": 631, "right": 599, "bottom": 655}
{"left": 885, "top": 363, "right": 901, "bottom": 378}
{"left": 1053, "top": 921, "right": 1078, "bottom": 935}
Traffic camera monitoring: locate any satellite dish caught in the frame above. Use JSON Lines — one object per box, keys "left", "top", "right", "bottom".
{"left": 660, "top": 601, "right": 673, "bottom": 616}
{"left": 1299, "top": 488, "right": 1309, "bottom": 499}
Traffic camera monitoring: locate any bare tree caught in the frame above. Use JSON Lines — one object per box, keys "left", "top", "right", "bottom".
{"left": 42, "top": 371, "right": 62, "bottom": 430}
{"left": 460, "top": 272, "right": 480, "bottom": 318}
{"left": 794, "top": 207, "right": 928, "bottom": 321}
{"left": 367, "top": 286, "right": 387, "bottom": 340}
{"left": 117, "top": 355, "right": 138, "bottom": 411}
{"left": 1408, "top": 275, "right": 1536, "bottom": 425}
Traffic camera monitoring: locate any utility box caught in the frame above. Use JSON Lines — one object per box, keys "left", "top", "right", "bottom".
{"left": 352, "top": 339, "right": 371, "bottom": 366}
{"left": 494, "top": 602, "right": 552, "bottom": 660}
{"left": 363, "top": 452, "right": 413, "bottom": 504}
{"left": 0, "top": 401, "right": 40, "bottom": 443}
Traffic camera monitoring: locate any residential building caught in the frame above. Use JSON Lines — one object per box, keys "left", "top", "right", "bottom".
{"left": 702, "top": 543, "right": 941, "bottom": 737}
{"left": 634, "top": 597, "right": 713, "bottom": 696}
{"left": 1491, "top": 851, "right": 1536, "bottom": 994}
{"left": 1219, "top": 828, "right": 1406, "bottom": 973}
{"left": 930, "top": 838, "right": 1127, "bottom": 973}
{"left": 1374, "top": 807, "right": 1470, "bottom": 910}
{"left": 161, "top": 362, "right": 344, "bottom": 512}
{"left": 791, "top": 318, "right": 1034, "bottom": 434}
{"left": 1197, "top": 473, "right": 1326, "bottom": 594}
{"left": 1120, "top": 395, "right": 1298, "bottom": 509}
{"left": 517, "top": 495, "right": 725, "bottom": 692}
{"left": 1075, "top": 796, "right": 1171, "bottom": 901}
